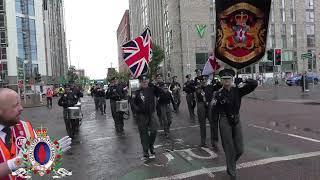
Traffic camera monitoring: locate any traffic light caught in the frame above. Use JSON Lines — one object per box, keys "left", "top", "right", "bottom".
{"left": 267, "top": 49, "right": 274, "bottom": 61}
{"left": 274, "top": 48, "right": 282, "bottom": 66}
{"left": 35, "top": 73, "right": 41, "bottom": 83}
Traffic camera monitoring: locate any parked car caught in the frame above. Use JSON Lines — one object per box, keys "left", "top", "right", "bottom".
{"left": 286, "top": 73, "right": 319, "bottom": 86}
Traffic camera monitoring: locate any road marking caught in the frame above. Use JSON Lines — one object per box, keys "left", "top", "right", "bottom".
{"left": 87, "top": 124, "right": 208, "bottom": 142}
{"left": 287, "top": 134, "right": 320, "bottom": 143}
{"left": 165, "top": 153, "right": 175, "bottom": 163}
{"left": 249, "top": 124, "right": 320, "bottom": 143}
{"left": 177, "top": 147, "right": 218, "bottom": 160}
{"left": 147, "top": 151, "right": 320, "bottom": 180}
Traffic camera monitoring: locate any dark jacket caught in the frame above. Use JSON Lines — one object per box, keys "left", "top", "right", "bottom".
{"left": 196, "top": 82, "right": 222, "bottom": 104}
{"left": 95, "top": 89, "right": 106, "bottom": 98}
{"left": 214, "top": 79, "right": 258, "bottom": 115}
{"left": 183, "top": 80, "right": 196, "bottom": 94}
{"left": 106, "top": 84, "right": 126, "bottom": 101}
{"left": 131, "top": 83, "right": 160, "bottom": 114}
{"left": 58, "top": 92, "right": 78, "bottom": 108}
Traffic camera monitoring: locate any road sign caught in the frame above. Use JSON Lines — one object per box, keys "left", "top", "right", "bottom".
{"left": 301, "top": 53, "right": 313, "bottom": 59}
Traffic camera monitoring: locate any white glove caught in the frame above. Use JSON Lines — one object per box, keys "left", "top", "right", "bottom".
{"left": 7, "top": 152, "right": 23, "bottom": 172}
{"left": 58, "top": 136, "right": 72, "bottom": 153}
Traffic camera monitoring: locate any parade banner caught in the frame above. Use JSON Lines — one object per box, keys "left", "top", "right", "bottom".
{"left": 214, "top": 0, "right": 271, "bottom": 69}
{"left": 12, "top": 127, "right": 72, "bottom": 179}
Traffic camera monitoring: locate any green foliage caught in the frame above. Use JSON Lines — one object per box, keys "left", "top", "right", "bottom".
{"left": 148, "top": 44, "right": 165, "bottom": 79}
{"left": 107, "top": 71, "right": 130, "bottom": 82}
{"left": 67, "top": 66, "right": 78, "bottom": 84}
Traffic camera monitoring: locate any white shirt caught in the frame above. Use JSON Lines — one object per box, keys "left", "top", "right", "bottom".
{"left": 0, "top": 124, "right": 9, "bottom": 143}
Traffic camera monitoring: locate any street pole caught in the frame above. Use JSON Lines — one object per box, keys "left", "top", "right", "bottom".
{"left": 68, "top": 40, "right": 72, "bottom": 67}
{"left": 303, "top": 57, "right": 306, "bottom": 93}
{"left": 312, "top": 54, "right": 314, "bottom": 89}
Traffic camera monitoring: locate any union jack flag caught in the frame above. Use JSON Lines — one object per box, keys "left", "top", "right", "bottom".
{"left": 122, "top": 28, "right": 152, "bottom": 78}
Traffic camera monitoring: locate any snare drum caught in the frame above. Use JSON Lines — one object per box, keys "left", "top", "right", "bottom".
{"left": 68, "top": 107, "right": 81, "bottom": 119}
{"left": 116, "top": 100, "right": 129, "bottom": 112}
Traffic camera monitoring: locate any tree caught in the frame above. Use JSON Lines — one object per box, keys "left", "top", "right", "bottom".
{"left": 148, "top": 44, "right": 165, "bottom": 79}
{"left": 67, "top": 66, "right": 78, "bottom": 84}
{"left": 107, "top": 71, "right": 130, "bottom": 83}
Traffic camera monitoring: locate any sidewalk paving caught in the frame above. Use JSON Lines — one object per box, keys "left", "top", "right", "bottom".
{"left": 246, "top": 84, "right": 320, "bottom": 104}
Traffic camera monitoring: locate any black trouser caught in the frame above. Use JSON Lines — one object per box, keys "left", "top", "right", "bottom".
{"left": 137, "top": 112, "right": 158, "bottom": 157}
{"left": 156, "top": 103, "right": 161, "bottom": 125}
{"left": 98, "top": 97, "right": 106, "bottom": 114}
{"left": 219, "top": 115, "right": 243, "bottom": 177}
{"left": 172, "top": 92, "right": 181, "bottom": 111}
{"left": 47, "top": 97, "right": 52, "bottom": 108}
{"left": 197, "top": 102, "right": 219, "bottom": 146}
{"left": 63, "top": 108, "right": 71, "bottom": 132}
{"left": 94, "top": 97, "right": 99, "bottom": 110}
{"left": 159, "top": 104, "right": 172, "bottom": 134}
{"left": 110, "top": 100, "right": 124, "bottom": 132}
{"left": 186, "top": 93, "right": 195, "bottom": 118}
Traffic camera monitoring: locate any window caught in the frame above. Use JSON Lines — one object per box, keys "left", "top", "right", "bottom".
{"left": 211, "top": 24, "right": 215, "bottom": 33}
{"left": 281, "top": 0, "right": 285, "bottom": 8}
{"left": 306, "top": 0, "right": 314, "bottom": 9}
{"left": 196, "top": 53, "right": 208, "bottom": 70}
{"left": 0, "top": 13, "right": 4, "bottom": 27}
{"left": 306, "top": 24, "right": 315, "bottom": 35}
{"left": 307, "top": 35, "right": 315, "bottom": 47}
{"left": 15, "top": 0, "right": 22, "bottom": 13}
{"left": 291, "top": 0, "right": 295, "bottom": 9}
{"left": 0, "top": 31, "right": 6, "bottom": 44}
{"left": 306, "top": 11, "right": 314, "bottom": 22}
{"left": 281, "top": 35, "right": 287, "bottom": 49}
{"left": 290, "top": 9, "right": 296, "bottom": 22}
{"left": 281, "top": 24, "right": 286, "bottom": 35}
{"left": 28, "top": 0, "right": 35, "bottom": 16}
{"left": 291, "top": 24, "right": 297, "bottom": 48}
{"left": 307, "top": 50, "right": 316, "bottom": 70}
{"left": 209, "top": 7, "right": 214, "bottom": 18}
{"left": 0, "top": 0, "right": 4, "bottom": 11}
{"left": 280, "top": 9, "right": 286, "bottom": 22}
{"left": 0, "top": 47, "right": 6, "bottom": 59}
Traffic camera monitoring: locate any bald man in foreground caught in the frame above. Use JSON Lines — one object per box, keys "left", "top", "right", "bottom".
{"left": 0, "top": 88, "right": 71, "bottom": 179}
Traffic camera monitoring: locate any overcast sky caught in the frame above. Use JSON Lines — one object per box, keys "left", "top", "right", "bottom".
{"left": 64, "top": 0, "right": 129, "bottom": 79}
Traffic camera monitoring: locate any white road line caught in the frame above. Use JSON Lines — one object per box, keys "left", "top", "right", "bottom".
{"left": 147, "top": 151, "right": 320, "bottom": 180}
{"left": 87, "top": 124, "right": 206, "bottom": 142}
{"left": 248, "top": 124, "right": 320, "bottom": 143}
{"left": 287, "top": 134, "right": 320, "bottom": 143}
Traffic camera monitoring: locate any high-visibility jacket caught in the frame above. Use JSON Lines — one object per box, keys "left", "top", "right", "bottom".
{"left": 0, "top": 120, "right": 35, "bottom": 180}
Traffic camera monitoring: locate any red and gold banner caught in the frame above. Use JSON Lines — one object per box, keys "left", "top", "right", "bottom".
{"left": 215, "top": 0, "right": 271, "bottom": 69}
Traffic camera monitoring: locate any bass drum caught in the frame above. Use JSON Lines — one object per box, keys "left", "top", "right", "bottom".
{"left": 68, "top": 107, "right": 81, "bottom": 119}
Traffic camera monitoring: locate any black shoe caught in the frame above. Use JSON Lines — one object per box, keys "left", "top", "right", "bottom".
{"left": 142, "top": 153, "right": 150, "bottom": 161}
{"left": 199, "top": 144, "right": 207, "bottom": 148}
{"left": 212, "top": 144, "right": 219, "bottom": 152}
{"left": 229, "top": 175, "right": 236, "bottom": 180}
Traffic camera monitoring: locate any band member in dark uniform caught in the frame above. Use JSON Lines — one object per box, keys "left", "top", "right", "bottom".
{"left": 194, "top": 69, "right": 204, "bottom": 86}
{"left": 195, "top": 75, "right": 221, "bottom": 149}
{"left": 131, "top": 75, "right": 160, "bottom": 160}
{"left": 212, "top": 69, "right": 258, "bottom": 180}
{"left": 155, "top": 74, "right": 164, "bottom": 125}
{"left": 169, "top": 76, "right": 181, "bottom": 113}
{"left": 106, "top": 77, "right": 127, "bottom": 135}
{"left": 183, "top": 74, "right": 196, "bottom": 119}
{"left": 158, "top": 83, "right": 174, "bottom": 138}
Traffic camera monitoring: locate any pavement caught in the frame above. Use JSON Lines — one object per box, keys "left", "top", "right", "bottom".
{"left": 22, "top": 86, "right": 320, "bottom": 180}
{"left": 247, "top": 84, "right": 320, "bottom": 104}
